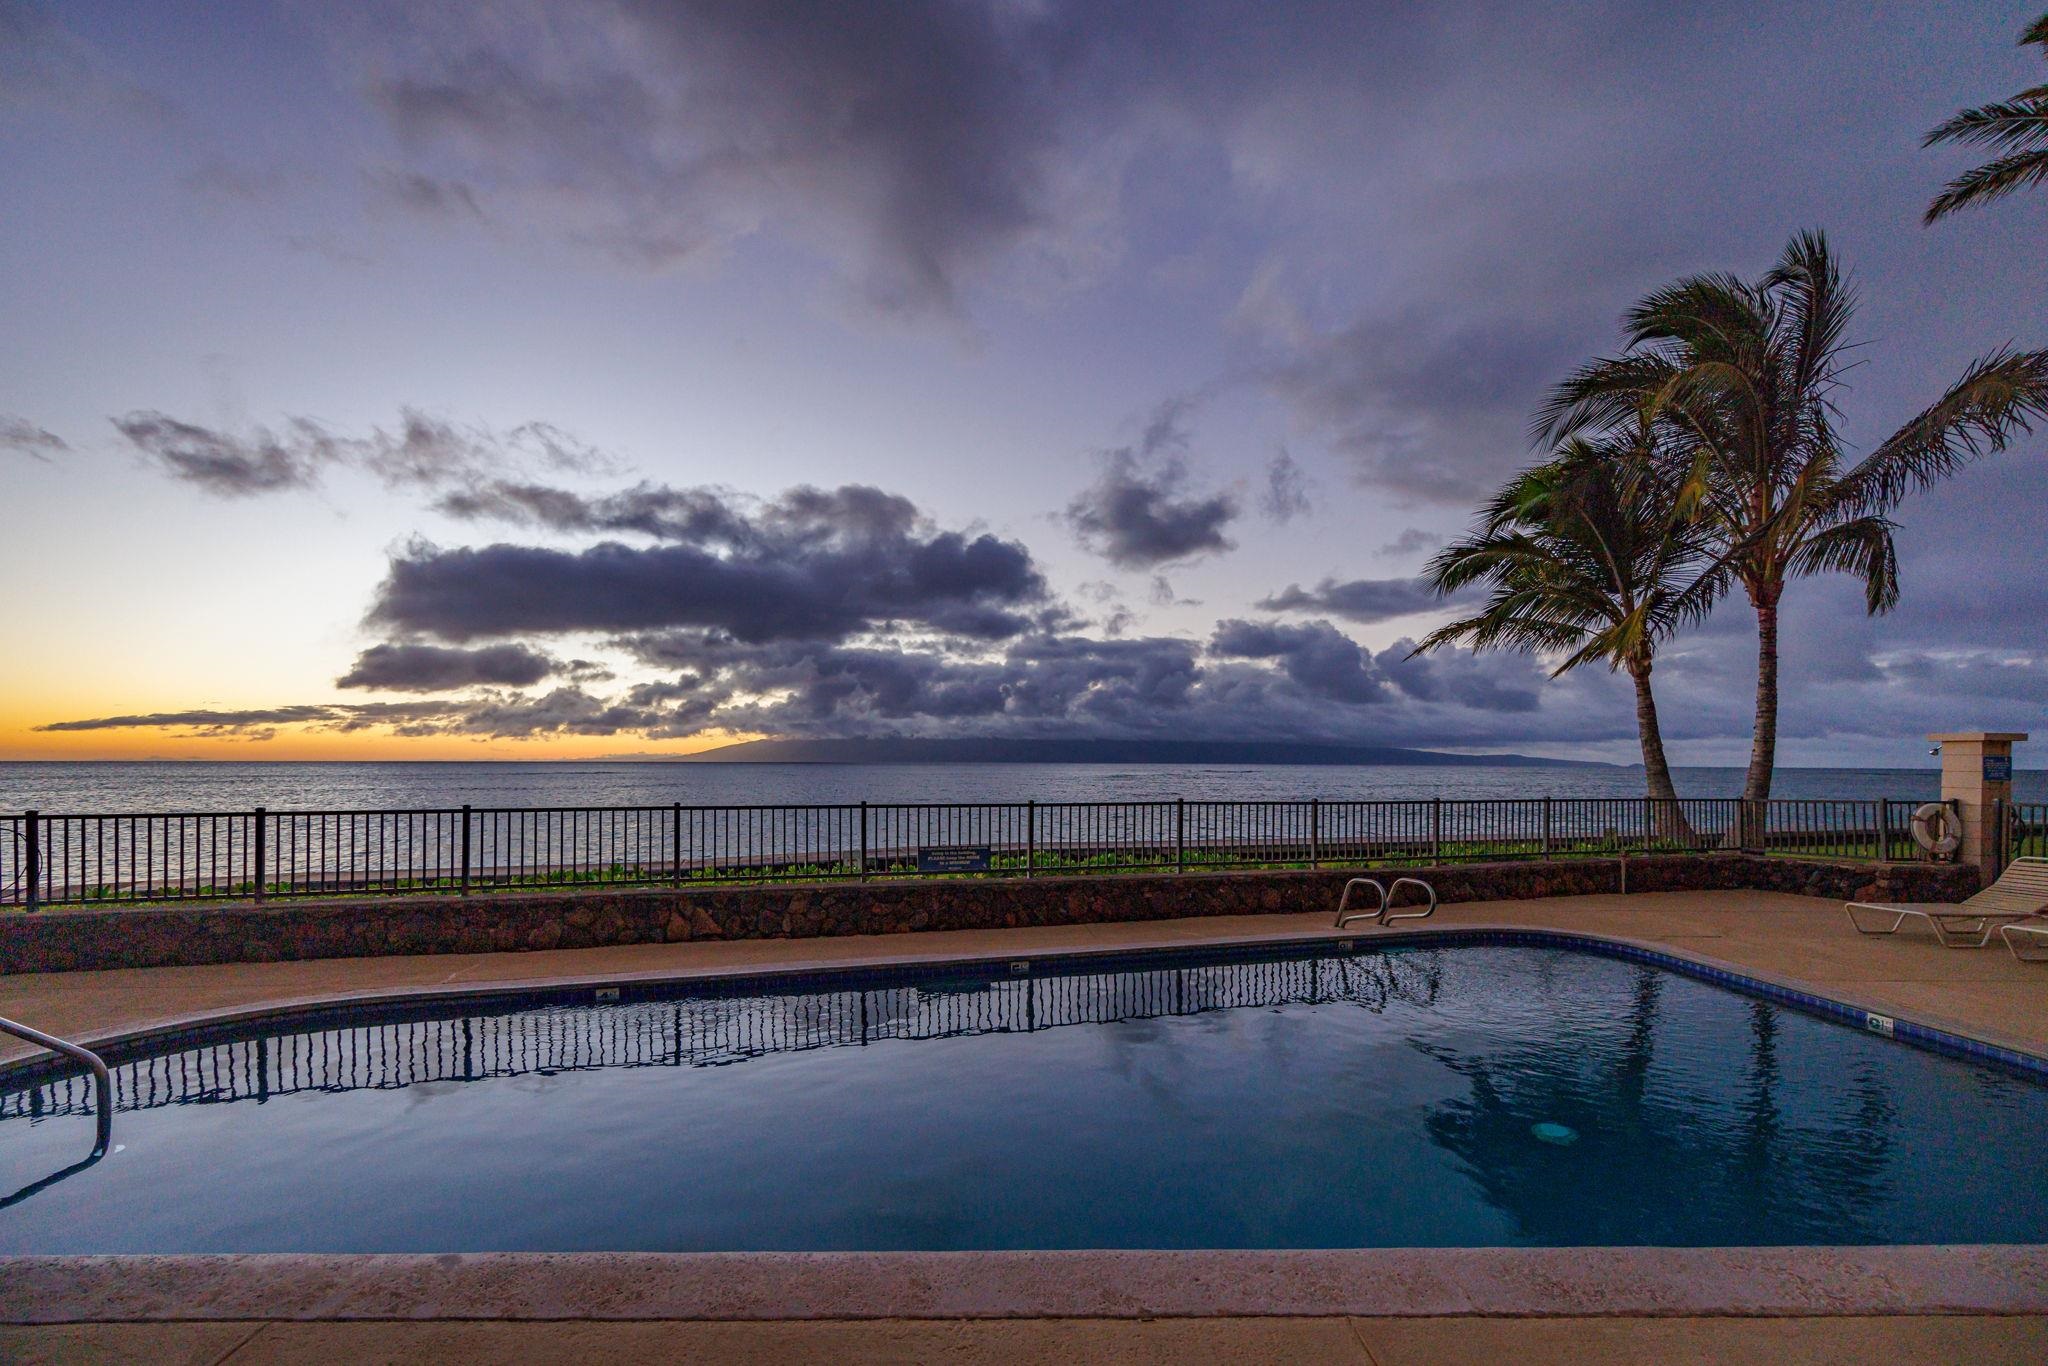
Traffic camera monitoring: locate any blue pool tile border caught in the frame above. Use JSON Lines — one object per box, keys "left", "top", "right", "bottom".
{"left": 4, "top": 925, "right": 2046, "bottom": 1089}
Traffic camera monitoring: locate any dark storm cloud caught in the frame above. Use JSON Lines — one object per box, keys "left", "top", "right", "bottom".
{"left": 1258, "top": 576, "right": 1449, "bottom": 626}
{"left": 114, "top": 408, "right": 609, "bottom": 498}
{"left": 613, "top": 629, "right": 1210, "bottom": 738}
{"left": 351, "top": 0, "right": 1103, "bottom": 315}
{"left": 1065, "top": 456, "right": 1237, "bottom": 568}
{"left": 336, "top": 642, "right": 559, "bottom": 692}
{"left": 1373, "top": 638, "right": 1542, "bottom": 714}
{"left": 436, "top": 687, "right": 661, "bottom": 738}
{"left": 1208, "top": 619, "right": 1391, "bottom": 705}
{"left": 333, "top": 0, "right": 1689, "bottom": 325}
{"left": 373, "top": 483, "right": 1048, "bottom": 644}
{"left": 0, "top": 414, "right": 66, "bottom": 461}
{"left": 436, "top": 479, "right": 763, "bottom": 545}
{"left": 610, "top": 622, "right": 1581, "bottom": 745}
{"left": 1066, "top": 400, "right": 1239, "bottom": 569}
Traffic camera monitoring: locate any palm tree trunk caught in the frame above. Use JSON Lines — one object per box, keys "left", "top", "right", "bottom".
{"left": 1738, "top": 583, "right": 1781, "bottom": 849}
{"left": 1628, "top": 657, "right": 1691, "bottom": 840}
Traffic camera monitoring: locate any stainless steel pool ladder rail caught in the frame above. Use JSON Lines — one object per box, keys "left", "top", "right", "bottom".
{"left": 1333, "top": 876, "right": 1437, "bottom": 928}
{"left": 0, "top": 1014, "right": 112, "bottom": 1158}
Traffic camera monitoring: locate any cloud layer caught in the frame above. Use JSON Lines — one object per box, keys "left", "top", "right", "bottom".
{"left": 113, "top": 409, "right": 606, "bottom": 498}
{"left": 1065, "top": 400, "right": 1239, "bottom": 569}
{"left": 373, "top": 482, "right": 1049, "bottom": 645}
{"left": 336, "top": 642, "right": 559, "bottom": 692}
{"left": 0, "top": 414, "right": 66, "bottom": 461}
{"left": 1259, "top": 577, "right": 1452, "bottom": 626}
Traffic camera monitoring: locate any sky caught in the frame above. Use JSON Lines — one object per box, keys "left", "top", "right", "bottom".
{"left": 1, "top": 0, "right": 2044, "bottom": 766}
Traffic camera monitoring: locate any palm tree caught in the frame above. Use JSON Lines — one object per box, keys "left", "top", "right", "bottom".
{"left": 1924, "top": 13, "right": 2048, "bottom": 224}
{"left": 1414, "top": 433, "right": 1724, "bottom": 831}
{"left": 1539, "top": 231, "right": 2048, "bottom": 805}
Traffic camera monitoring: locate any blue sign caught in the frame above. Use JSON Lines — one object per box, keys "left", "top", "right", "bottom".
{"left": 1985, "top": 755, "right": 2013, "bottom": 783}
{"left": 917, "top": 845, "right": 992, "bottom": 873}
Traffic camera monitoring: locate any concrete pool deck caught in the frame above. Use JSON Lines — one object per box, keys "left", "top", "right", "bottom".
{"left": 6, "top": 888, "right": 2048, "bottom": 1361}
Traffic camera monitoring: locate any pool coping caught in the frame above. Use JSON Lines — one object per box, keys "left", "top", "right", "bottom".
{"left": 6, "top": 1247, "right": 2048, "bottom": 1322}
{"left": 6, "top": 921, "right": 2048, "bottom": 1322}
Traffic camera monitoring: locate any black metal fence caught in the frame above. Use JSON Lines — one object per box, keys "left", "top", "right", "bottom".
{"left": 2012, "top": 802, "right": 2048, "bottom": 865}
{"left": 0, "top": 795, "right": 1933, "bottom": 911}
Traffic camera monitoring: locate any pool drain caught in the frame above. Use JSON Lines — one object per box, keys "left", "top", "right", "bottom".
{"left": 1530, "top": 1121, "right": 1579, "bottom": 1146}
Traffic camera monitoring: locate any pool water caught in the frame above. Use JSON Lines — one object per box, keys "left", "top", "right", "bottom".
{"left": 5, "top": 940, "right": 2048, "bottom": 1252}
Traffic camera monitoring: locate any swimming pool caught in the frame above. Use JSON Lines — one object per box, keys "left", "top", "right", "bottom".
{"left": 5, "top": 935, "right": 2048, "bottom": 1253}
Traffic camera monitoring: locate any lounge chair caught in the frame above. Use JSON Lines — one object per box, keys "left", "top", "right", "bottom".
{"left": 1847, "top": 856, "right": 2048, "bottom": 948}
{"left": 2000, "top": 918, "right": 2048, "bottom": 961}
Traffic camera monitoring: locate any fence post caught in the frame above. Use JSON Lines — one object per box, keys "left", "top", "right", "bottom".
{"left": 1309, "top": 797, "right": 1320, "bottom": 869}
{"left": 1991, "top": 798, "right": 2008, "bottom": 881}
{"left": 1175, "top": 798, "right": 1186, "bottom": 874}
{"left": 1025, "top": 800, "right": 1035, "bottom": 878}
{"left": 671, "top": 803, "right": 683, "bottom": 887}
{"left": 1878, "top": 798, "right": 1894, "bottom": 863}
{"left": 1431, "top": 797, "right": 1442, "bottom": 862}
{"left": 253, "top": 806, "right": 266, "bottom": 902}
{"left": 459, "top": 805, "right": 472, "bottom": 897}
{"left": 1542, "top": 796, "right": 1553, "bottom": 857}
{"left": 23, "top": 810, "right": 39, "bottom": 914}
{"left": 859, "top": 801, "right": 869, "bottom": 883}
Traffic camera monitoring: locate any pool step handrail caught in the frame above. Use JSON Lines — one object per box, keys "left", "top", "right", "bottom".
{"left": 1334, "top": 877, "right": 1388, "bottom": 927}
{"left": 0, "top": 1014, "right": 112, "bottom": 1157}
{"left": 1382, "top": 877, "right": 1439, "bottom": 924}
{"left": 1334, "top": 875, "right": 1438, "bottom": 928}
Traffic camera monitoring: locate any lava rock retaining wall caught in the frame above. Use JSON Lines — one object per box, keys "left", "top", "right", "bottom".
{"left": 0, "top": 854, "right": 1980, "bottom": 976}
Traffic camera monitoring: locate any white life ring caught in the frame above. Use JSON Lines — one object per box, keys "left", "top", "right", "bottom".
{"left": 1910, "top": 802, "right": 1962, "bottom": 856}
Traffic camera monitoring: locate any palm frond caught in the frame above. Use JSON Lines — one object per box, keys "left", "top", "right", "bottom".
{"left": 1922, "top": 99, "right": 2048, "bottom": 151}
{"left": 1833, "top": 347, "right": 2048, "bottom": 513}
{"left": 1925, "top": 146, "right": 2048, "bottom": 221}
{"left": 1533, "top": 354, "right": 1677, "bottom": 444}
{"left": 1785, "top": 516, "right": 1899, "bottom": 614}
{"left": 1624, "top": 275, "right": 1773, "bottom": 361}
{"left": 1411, "top": 608, "right": 1588, "bottom": 660}
{"left": 1766, "top": 230, "right": 1856, "bottom": 405}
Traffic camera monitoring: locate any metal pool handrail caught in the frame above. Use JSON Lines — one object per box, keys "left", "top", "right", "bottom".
{"left": 1382, "top": 876, "right": 1438, "bottom": 924}
{"left": 1333, "top": 875, "right": 1438, "bottom": 929}
{"left": 0, "top": 1014, "right": 112, "bottom": 1157}
{"left": 1334, "top": 877, "right": 1389, "bottom": 927}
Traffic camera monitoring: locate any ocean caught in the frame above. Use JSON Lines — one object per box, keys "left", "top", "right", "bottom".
{"left": 1, "top": 761, "right": 2040, "bottom": 814}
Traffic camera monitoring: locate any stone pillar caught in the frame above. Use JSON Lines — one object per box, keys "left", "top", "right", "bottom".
{"left": 1929, "top": 732, "right": 2027, "bottom": 875}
